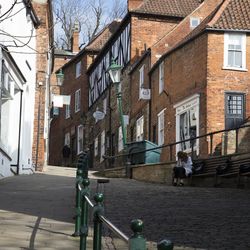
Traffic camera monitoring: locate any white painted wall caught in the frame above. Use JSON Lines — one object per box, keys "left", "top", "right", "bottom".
{"left": 0, "top": 1, "right": 37, "bottom": 176}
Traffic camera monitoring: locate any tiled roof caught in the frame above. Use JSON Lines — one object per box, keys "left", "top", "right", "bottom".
{"left": 208, "top": 0, "right": 250, "bottom": 30}
{"left": 133, "top": 0, "right": 201, "bottom": 17}
{"left": 85, "top": 20, "right": 121, "bottom": 51}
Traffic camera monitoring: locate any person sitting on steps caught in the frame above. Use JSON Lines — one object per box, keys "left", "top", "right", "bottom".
{"left": 173, "top": 151, "right": 193, "bottom": 186}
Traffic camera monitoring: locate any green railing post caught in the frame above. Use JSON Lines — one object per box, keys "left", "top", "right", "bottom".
{"left": 93, "top": 193, "right": 104, "bottom": 250}
{"left": 129, "top": 219, "right": 146, "bottom": 250}
{"left": 78, "top": 151, "right": 89, "bottom": 179}
{"left": 80, "top": 178, "right": 90, "bottom": 250}
{"left": 72, "top": 169, "right": 83, "bottom": 237}
{"left": 157, "top": 239, "right": 174, "bottom": 250}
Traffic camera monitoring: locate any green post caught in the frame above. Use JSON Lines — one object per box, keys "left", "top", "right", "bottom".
{"left": 72, "top": 169, "right": 83, "bottom": 237}
{"left": 80, "top": 178, "right": 90, "bottom": 250}
{"left": 78, "top": 151, "right": 89, "bottom": 179}
{"left": 129, "top": 219, "right": 146, "bottom": 250}
{"left": 93, "top": 193, "right": 104, "bottom": 250}
{"left": 157, "top": 239, "right": 174, "bottom": 250}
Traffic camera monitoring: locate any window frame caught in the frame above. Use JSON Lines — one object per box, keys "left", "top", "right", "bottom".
{"left": 100, "top": 130, "right": 105, "bottom": 162}
{"left": 159, "top": 62, "right": 164, "bottom": 94}
{"left": 224, "top": 32, "right": 247, "bottom": 71}
{"left": 190, "top": 17, "right": 200, "bottom": 28}
{"left": 157, "top": 109, "right": 165, "bottom": 146}
{"left": 139, "top": 65, "right": 145, "bottom": 99}
{"left": 76, "top": 61, "right": 81, "bottom": 78}
{"left": 64, "top": 132, "right": 70, "bottom": 146}
{"left": 136, "top": 116, "right": 144, "bottom": 141}
{"left": 77, "top": 125, "right": 84, "bottom": 155}
{"left": 65, "top": 104, "right": 70, "bottom": 119}
{"left": 75, "top": 89, "right": 81, "bottom": 113}
{"left": 94, "top": 137, "right": 98, "bottom": 156}
{"left": 118, "top": 126, "right": 124, "bottom": 152}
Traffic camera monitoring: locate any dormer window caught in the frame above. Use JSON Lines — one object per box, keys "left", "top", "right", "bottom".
{"left": 190, "top": 17, "right": 200, "bottom": 29}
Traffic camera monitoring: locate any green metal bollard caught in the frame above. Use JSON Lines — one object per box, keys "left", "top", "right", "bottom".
{"left": 93, "top": 193, "right": 104, "bottom": 250}
{"left": 80, "top": 178, "right": 90, "bottom": 250}
{"left": 157, "top": 239, "right": 174, "bottom": 250}
{"left": 129, "top": 219, "right": 146, "bottom": 250}
{"left": 72, "top": 169, "right": 83, "bottom": 237}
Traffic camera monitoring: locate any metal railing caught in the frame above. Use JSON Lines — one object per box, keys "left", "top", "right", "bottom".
{"left": 73, "top": 166, "right": 174, "bottom": 250}
{"left": 104, "top": 123, "right": 250, "bottom": 165}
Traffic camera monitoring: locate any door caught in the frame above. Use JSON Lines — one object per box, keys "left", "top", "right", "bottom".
{"left": 225, "top": 93, "right": 245, "bottom": 130}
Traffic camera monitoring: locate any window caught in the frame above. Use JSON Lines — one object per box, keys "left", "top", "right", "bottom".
{"left": 64, "top": 132, "right": 70, "bottom": 146}
{"left": 100, "top": 131, "right": 105, "bottom": 162}
{"left": 224, "top": 33, "right": 246, "bottom": 70}
{"left": 65, "top": 104, "right": 70, "bottom": 119}
{"left": 158, "top": 110, "right": 165, "bottom": 145}
{"left": 76, "top": 61, "right": 81, "bottom": 78}
{"left": 139, "top": 65, "right": 144, "bottom": 99}
{"left": 94, "top": 137, "right": 98, "bottom": 156}
{"left": 159, "top": 62, "right": 164, "bottom": 94}
{"left": 174, "top": 94, "right": 199, "bottom": 153}
{"left": 136, "top": 116, "right": 144, "bottom": 141}
{"left": 77, "top": 125, "right": 84, "bottom": 154}
{"left": 103, "top": 97, "right": 107, "bottom": 114}
{"left": 118, "top": 126, "right": 124, "bottom": 152}
{"left": 190, "top": 17, "right": 200, "bottom": 28}
{"left": 75, "top": 89, "right": 81, "bottom": 113}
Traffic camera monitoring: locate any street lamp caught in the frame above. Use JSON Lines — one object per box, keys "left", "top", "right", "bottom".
{"left": 56, "top": 69, "right": 64, "bottom": 86}
{"left": 108, "top": 59, "right": 126, "bottom": 147}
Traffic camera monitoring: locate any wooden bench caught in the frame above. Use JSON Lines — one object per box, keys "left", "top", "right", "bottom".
{"left": 191, "top": 155, "right": 230, "bottom": 186}
{"left": 215, "top": 155, "right": 250, "bottom": 187}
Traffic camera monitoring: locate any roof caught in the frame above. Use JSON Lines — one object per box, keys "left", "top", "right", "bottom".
{"left": 56, "top": 20, "right": 121, "bottom": 72}
{"left": 85, "top": 20, "right": 121, "bottom": 51}
{"left": 151, "top": 0, "right": 250, "bottom": 73}
{"left": 132, "top": 0, "right": 201, "bottom": 18}
{"left": 208, "top": 0, "right": 250, "bottom": 30}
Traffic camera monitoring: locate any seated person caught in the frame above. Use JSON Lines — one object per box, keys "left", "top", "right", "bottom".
{"left": 173, "top": 151, "right": 193, "bottom": 186}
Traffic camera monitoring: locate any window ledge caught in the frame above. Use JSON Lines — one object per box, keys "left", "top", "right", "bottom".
{"left": 222, "top": 66, "right": 248, "bottom": 72}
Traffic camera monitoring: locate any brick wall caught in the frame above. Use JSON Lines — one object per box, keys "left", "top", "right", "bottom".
{"left": 32, "top": 2, "right": 52, "bottom": 171}
{"left": 150, "top": 33, "right": 208, "bottom": 161}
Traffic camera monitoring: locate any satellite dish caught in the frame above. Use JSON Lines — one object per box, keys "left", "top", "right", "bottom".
{"left": 93, "top": 111, "right": 105, "bottom": 121}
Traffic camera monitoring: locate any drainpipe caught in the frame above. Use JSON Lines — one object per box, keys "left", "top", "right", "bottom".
{"left": 148, "top": 55, "right": 152, "bottom": 140}
{"left": 17, "top": 90, "right": 23, "bottom": 175}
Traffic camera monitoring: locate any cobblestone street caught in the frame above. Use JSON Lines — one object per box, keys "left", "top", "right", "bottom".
{"left": 92, "top": 178, "right": 250, "bottom": 250}
{"left": 0, "top": 166, "right": 249, "bottom": 250}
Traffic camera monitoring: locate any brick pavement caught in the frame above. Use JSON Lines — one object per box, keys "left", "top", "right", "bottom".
{"left": 0, "top": 166, "right": 249, "bottom": 250}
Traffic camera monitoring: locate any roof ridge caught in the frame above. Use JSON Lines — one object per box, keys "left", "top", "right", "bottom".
{"left": 207, "top": 0, "right": 229, "bottom": 27}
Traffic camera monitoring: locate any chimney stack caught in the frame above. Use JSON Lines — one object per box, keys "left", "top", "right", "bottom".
{"left": 127, "top": 0, "right": 143, "bottom": 11}
{"left": 71, "top": 21, "right": 80, "bottom": 53}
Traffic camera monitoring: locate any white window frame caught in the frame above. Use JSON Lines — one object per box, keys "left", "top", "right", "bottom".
{"left": 65, "top": 104, "right": 70, "bottom": 119}
{"left": 174, "top": 94, "right": 200, "bottom": 154}
{"left": 94, "top": 137, "right": 98, "bottom": 156}
{"left": 136, "top": 116, "right": 144, "bottom": 141}
{"left": 103, "top": 97, "right": 107, "bottom": 115}
{"left": 190, "top": 17, "right": 200, "bottom": 28}
{"left": 75, "top": 89, "right": 81, "bottom": 113}
{"left": 159, "top": 62, "right": 164, "bottom": 94}
{"left": 118, "top": 126, "right": 124, "bottom": 152}
{"left": 224, "top": 33, "right": 246, "bottom": 71}
{"left": 77, "top": 125, "right": 84, "bottom": 155}
{"left": 100, "top": 130, "right": 105, "bottom": 162}
{"left": 157, "top": 109, "right": 165, "bottom": 146}
{"left": 139, "top": 65, "right": 145, "bottom": 99}
{"left": 64, "top": 132, "right": 70, "bottom": 146}
{"left": 76, "top": 61, "right": 81, "bottom": 78}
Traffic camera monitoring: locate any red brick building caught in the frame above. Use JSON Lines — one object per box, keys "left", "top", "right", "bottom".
{"left": 49, "top": 21, "right": 120, "bottom": 166}
{"left": 149, "top": 0, "right": 250, "bottom": 161}
{"left": 32, "top": 0, "right": 54, "bottom": 171}
{"left": 86, "top": 0, "right": 202, "bottom": 169}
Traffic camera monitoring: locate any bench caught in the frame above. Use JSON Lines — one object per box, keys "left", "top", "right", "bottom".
{"left": 191, "top": 155, "right": 230, "bottom": 186}
{"left": 215, "top": 155, "right": 250, "bottom": 187}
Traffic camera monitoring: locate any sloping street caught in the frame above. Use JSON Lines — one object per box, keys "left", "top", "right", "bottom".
{"left": 0, "top": 166, "right": 249, "bottom": 250}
